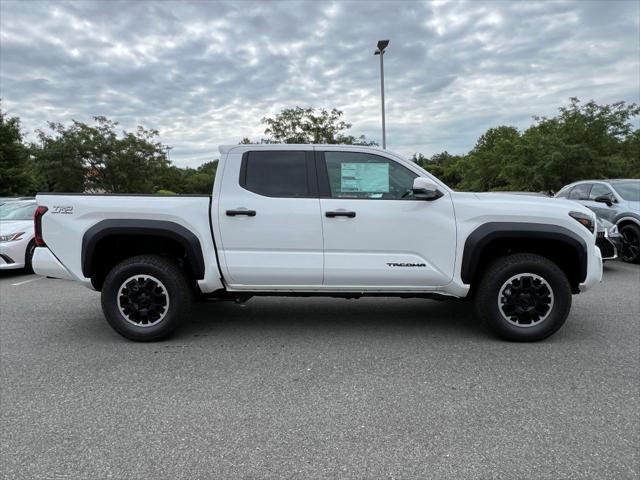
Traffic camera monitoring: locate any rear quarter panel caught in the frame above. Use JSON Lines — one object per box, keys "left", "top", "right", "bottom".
{"left": 35, "top": 194, "right": 223, "bottom": 292}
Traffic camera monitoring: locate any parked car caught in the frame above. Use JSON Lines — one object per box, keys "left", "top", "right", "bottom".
{"left": 0, "top": 197, "right": 33, "bottom": 207}
{"left": 555, "top": 179, "right": 640, "bottom": 263}
{"left": 33, "top": 145, "right": 602, "bottom": 342}
{"left": 0, "top": 199, "right": 37, "bottom": 272}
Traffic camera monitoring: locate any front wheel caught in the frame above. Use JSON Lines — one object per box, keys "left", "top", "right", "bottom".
{"left": 619, "top": 223, "right": 640, "bottom": 264}
{"left": 24, "top": 240, "right": 36, "bottom": 273}
{"left": 475, "top": 253, "right": 572, "bottom": 342}
{"left": 101, "top": 255, "right": 193, "bottom": 341}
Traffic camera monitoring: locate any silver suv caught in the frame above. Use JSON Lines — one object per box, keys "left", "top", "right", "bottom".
{"left": 555, "top": 179, "right": 640, "bottom": 263}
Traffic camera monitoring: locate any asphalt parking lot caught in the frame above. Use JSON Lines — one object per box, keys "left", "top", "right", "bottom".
{"left": 1, "top": 262, "right": 639, "bottom": 479}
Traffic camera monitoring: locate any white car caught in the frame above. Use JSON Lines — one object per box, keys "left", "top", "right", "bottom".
{"left": 33, "top": 145, "right": 602, "bottom": 342}
{"left": 0, "top": 200, "right": 37, "bottom": 272}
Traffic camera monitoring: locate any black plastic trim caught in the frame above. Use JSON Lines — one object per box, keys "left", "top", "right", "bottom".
{"left": 82, "top": 219, "right": 206, "bottom": 279}
{"left": 226, "top": 209, "right": 256, "bottom": 217}
{"left": 325, "top": 211, "right": 356, "bottom": 218}
{"left": 207, "top": 197, "right": 226, "bottom": 285}
{"left": 0, "top": 253, "right": 15, "bottom": 264}
{"left": 461, "top": 222, "right": 588, "bottom": 284}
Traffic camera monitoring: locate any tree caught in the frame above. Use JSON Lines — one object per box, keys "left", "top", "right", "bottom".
{"left": 411, "top": 98, "right": 639, "bottom": 193}
{"left": 411, "top": 151, "right": 466, "bottom": 187}
{"left": 244, "top": 107, "right": 377, "bottom": 145}
{"left": 153, "top": 160, "right": 218, "bottom": 194}
{"left": 0, "top": 106, "right": 36, "bottom": 195}
{"left": 32, "top": 117, "right": 170, "bottom": 193}
{"left": 513, "top": 98, "right": 640, "bottom": 192}
{"left": 458, "top": 126, "right": 521, "bottom": 191}
{"left": 32, "top": 124, "right": 87, "bottom": 193}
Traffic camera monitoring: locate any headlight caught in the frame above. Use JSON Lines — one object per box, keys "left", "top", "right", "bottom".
{"left": 569, "top": 211, "right": 595, "bottom": 233}
{"left": 0, "top": 232, "right": 25, "bottom": 242}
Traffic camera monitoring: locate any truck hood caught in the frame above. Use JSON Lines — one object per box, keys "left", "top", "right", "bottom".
{"left": 452, "top": 192, "right": 595, "bottom": 219}
{"left": 468, "top": 192, "right": 591, "bottom": 214}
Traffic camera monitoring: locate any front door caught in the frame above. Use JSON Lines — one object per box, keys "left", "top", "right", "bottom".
{"left": 586, "top": 183, "right": 617, "bottom": 222}
{"left": 317, "top": 150, "right": 457, "bottom": 288}
{"left": 217, "top": 149, "right": 323, "bottom": 287}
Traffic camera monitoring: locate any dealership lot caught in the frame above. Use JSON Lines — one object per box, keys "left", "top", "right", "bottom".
{"left": 1, "top": 262, "right": 638, "bottom": 479}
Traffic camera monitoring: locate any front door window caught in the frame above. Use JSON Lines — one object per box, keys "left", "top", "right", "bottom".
{"left": 324, "top": 151, "right": 417, "bottom": 200}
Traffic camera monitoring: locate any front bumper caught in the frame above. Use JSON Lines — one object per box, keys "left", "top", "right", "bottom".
{"left": 596, "top": 232, "right": 617, "bottom": 260}
{"left": 579, "top": 244, "right": 603, "bottom": 292}
{"left": 0, "top": 239, "right": 27, "bottom": 270}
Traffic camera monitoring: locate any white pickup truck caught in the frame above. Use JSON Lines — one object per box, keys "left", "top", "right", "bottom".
{"left": 33, "top": 145, "right": 602, "bottom": 342}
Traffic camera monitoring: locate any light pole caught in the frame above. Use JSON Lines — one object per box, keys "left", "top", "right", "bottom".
{"left": 374, "top": 39, "right": 389, "bottom": 149}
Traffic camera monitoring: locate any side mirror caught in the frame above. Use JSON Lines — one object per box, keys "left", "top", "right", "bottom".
{"left": 412, "top": 177, "right": 444, "bottom": 201}
{"left": 594, "top": 195, "right": 613, "bottom": 207}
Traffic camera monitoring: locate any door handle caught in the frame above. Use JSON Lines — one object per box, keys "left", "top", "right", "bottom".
{"left": 226, "top": 209, "right": 256, "bottom": 217}
{"left": 325, "top": 211, "right": 356, "bottom": 218}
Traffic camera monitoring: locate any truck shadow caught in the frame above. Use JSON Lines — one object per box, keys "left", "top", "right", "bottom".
{"left": 0, "top": 270, "right": 32, "bottom": 279}
{"left": 178, "top": 297, "right": 489, "bottom": 340}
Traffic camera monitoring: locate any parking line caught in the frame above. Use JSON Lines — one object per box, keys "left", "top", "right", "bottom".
{"left": 11, "top": 277, "right": 44, "bottom": 287}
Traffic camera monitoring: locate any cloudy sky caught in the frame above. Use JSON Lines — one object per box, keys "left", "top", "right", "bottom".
{"left": 1, "top": 0, "right": 638, "bottom": 167}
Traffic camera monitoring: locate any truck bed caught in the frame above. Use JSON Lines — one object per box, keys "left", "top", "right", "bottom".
{"left": 35, "top": 193, "right": 221, "bottom": 292}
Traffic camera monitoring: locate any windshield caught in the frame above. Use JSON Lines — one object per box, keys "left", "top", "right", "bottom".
{"left": 611, "top": 181, "right": 640, "bottom": 201}
{"left": 0, "top": 202, "right": 37, "bottom": 221}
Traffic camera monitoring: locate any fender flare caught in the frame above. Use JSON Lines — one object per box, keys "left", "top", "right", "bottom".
{"left": 81, "top": 219, "right": 205, "bottom": 279}
{"left": 460, "top": 222, "right": 588, "bottom": 284}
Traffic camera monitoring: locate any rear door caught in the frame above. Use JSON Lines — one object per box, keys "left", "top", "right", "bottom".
{"left": 317, "top": 149, "right": 457, "bottom": 288}
{"left": 217, "top": 149, "right": 323, "bottom": 287}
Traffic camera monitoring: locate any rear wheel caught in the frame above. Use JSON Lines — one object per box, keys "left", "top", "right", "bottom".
{"left": 101, "top": 255, "right": 192, "bottom": 341}
{"left": 475, "top": 253, "right": 572, "bottom": 342}
{"left": 619, "top": 223, "right": 640, "bottom": 264}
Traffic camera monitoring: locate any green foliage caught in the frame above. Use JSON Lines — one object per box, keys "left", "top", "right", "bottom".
{"left": 245, "top": 107, "right": 377, "bottom": 146}
{"left": 416, "top": 98, "right": 639, "bottom": 193}
{"left": 153, "top": 160, "right": 218, "bottom": 194}
{"left": 32, "top": 123, "right": 86, "bottom": 193}
{"left": 411, "top": 151, "right": 466, "bottom": 188}
{"left": 0, "top": 106, "right": 36, "bottom": 195}
{"left": 32, "top": 117, "right": 170, "bottom": 193}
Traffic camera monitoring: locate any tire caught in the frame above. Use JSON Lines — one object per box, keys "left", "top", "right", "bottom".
{"left": 24, "top": 240, "right": 36, "bottom": 274}
{"left": 619, "top": 223, "right": 640, "bottom": 264}
{"left": 101, "top": 255, "right": 193, "bottom": 341}
{"left": 475, "top": 253, "right": 572, "bottom": 342}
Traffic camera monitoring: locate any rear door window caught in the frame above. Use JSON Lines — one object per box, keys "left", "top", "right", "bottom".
{"left": 240, "top": 151, "right": 315, "bottom": 197}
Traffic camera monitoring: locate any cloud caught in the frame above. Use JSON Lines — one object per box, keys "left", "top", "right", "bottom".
{"left": 1, "top": 0, "right": 638, "bottom": 167}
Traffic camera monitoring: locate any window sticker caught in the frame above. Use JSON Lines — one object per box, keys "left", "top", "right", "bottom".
{"left": 340, "top": 162, "right": 389, "bottom": 193}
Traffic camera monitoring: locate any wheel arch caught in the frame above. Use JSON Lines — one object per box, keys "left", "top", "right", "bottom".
{"left": 615, "top": 216, "right": 640, "bottom": 229}
{"left": 82, "top": 219, "right": 205, "bottom": 290}
{"left": 461, "top": 223, "right": 588, "bottom": 294}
